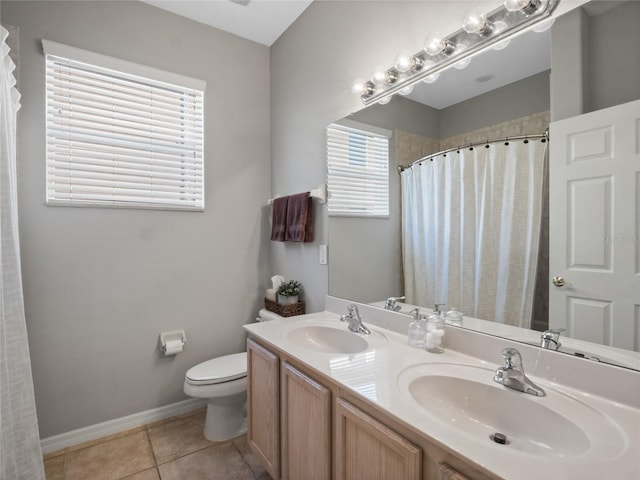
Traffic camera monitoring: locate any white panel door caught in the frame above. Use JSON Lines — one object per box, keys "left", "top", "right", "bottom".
{"left": 549, "top": 99, "right": 640, "bottom": 351}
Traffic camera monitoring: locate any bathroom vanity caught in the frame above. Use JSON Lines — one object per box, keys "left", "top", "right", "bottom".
{"left": 243, "top": 297, "right": 640, "bottom": 480}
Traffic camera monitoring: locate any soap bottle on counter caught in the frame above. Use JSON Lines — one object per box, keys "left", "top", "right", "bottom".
{"left": 407, "top": 308, "right": 427, "bottom": 348}
{"left": 426, "top": 311, "right": 445, "bottom": 353}
{"left": 444, "top": 307, "right": 463, "bottom": 327}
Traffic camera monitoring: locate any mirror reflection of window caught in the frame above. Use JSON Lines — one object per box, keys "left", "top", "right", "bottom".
{"left": 327, "top": 121, "right": 391, "bottom": 217}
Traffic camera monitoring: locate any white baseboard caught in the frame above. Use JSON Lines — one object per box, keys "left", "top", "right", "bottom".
{"left": 40, "top": 398, "right": 206, "bottom": 454}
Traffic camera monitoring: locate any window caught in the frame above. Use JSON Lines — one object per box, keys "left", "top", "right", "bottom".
{"left": 326, "top": 121, "right": 390, "bottom": 217}
{"left": 43, "top": 40, "right": 206, "bottom": 210}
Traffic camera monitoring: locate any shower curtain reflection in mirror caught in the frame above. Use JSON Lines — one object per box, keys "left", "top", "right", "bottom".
{"left": 401, "top": 138, "right": 548, "bottom": 328}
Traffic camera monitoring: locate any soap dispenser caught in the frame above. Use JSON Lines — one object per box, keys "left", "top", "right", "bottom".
{"left": 407, "top": 308, "right": 427, "bottom": 348}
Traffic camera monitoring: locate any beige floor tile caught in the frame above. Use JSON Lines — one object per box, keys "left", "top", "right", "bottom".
{"left": 232, "top": 436, "right": 267, "bottom": 478}
{"left": 122, "top": 467, "right": 161, "bottom": 480}
{"left": 145, "top": 407, "right": 206, "bottom": 429}
{"left": 66, "top": 425, "right": 147, "bottom": 453}
{"left": 158, "top": 443, "right": 256, "bottom": 480}
{"left": 65, "top": 430, "right": 155, "bottom": 480}
{"left": 43, "top": 448, "right": 66, "bottom": 461}
{"left": 44, "top": 454, "right": 65, "bottom": 480}
{"left": 148, "top": 411, "right": 214, "bottom": 464}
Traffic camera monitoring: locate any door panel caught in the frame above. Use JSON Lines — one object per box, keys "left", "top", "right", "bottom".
{"left": 550, "top": 100, "right": 640, "bottom": 351}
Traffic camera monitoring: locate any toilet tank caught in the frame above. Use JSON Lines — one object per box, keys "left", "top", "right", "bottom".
{"left": 257, "top": 308, "right": 283, "bottom": 322}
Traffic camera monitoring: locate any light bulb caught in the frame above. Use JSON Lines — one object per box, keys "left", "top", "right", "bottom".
{"left": 454, "top": 58, "right": 471, "bottom": 70}
{"left": 399, "top": 85, "right": 414, "bottom": 95}
{"left": 378, "top": 96, "right": 392, "bottom": 105}
{"left": 421, "top": 60, "right": 440, "bottom": 84}
{"left": 424, "top": 33, "right": 455, "bottom": 56}
{"left": 463, "top": 7, "right": 494, "bottom": 36}
{"left": 371, "top": 66, "right": 388, "bottom": 86}
{"left": 492, "top": 39, "right": 511, "bottom": 50}
{"left": 504, "top": 0, "right": 541, "bottom": 15}
{"left": 394, "top": 51, "right": 414, "bottom": 73}
{"left": 371, "top": 66, "right": 397, "bottom": 86}
{"left": 533, "top": 17, "right": 555, "bottom": 32}
{"left": 351, "top": 78, "right": 368, "bottom": 95}
{"left": 423, "top": 72, "right": 440, "bottom": 84}
{"left": 491, "top": 21, "right": 510, "bottom": 50}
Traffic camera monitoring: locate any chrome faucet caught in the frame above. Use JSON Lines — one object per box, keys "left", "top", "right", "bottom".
{"left": 493, "top": 348, "right": 545, "bottom": 397}
{"left": 384, "top": 296, "right": 405, "bottom": 311}
{"left": 340, "top": 304, "right": 371, "bottom": 335}
{"left": 540, "top": 328, "right": 565, "bottom": 351}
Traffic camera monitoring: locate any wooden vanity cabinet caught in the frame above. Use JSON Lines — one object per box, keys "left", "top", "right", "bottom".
{"left": 281, "top": 362, "right": 331, "bottom": 480}
{"left": 248, "top": 339, "right": 331, "bottom": 480}
{"left": 335, "top": 398, "right": 421, "bottom": 480}
{"left": 247, "top": 339, "right": 280, "bottom": 480}
{"left": 247, "top": 337, "right": 484, "bottom": 480}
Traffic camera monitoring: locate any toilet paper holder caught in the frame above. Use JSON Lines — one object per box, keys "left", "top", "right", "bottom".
{"left": 159, "top": 330, "right": 187, "bottom": 355}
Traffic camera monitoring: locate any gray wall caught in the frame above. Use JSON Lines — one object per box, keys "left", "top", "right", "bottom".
{"left": 551, "top": 0, "right": 640, "bottom": 120}
{"left": 3, "top": 1, "right": 271, "bottom": 438}
{"left": 588, "top": 1, "right": 640, "bottom": 111}
{"left": 439, "top": 71, "right": 550, "bottom": 139}
{"left": 349, "top": 96, "right": 439, "bottom": 138}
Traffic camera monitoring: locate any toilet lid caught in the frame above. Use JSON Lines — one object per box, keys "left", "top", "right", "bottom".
{"left": 186, "top": 352, "right": 247, "bottom": 385}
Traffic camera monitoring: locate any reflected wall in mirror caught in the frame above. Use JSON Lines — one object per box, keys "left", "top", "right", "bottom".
{"left": 328, "top": 0, "right": 640, "bottom": 370}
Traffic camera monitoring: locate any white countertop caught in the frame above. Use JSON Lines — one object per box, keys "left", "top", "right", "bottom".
{"left": 244, "top": 300, "right": 640, "bottom": 480}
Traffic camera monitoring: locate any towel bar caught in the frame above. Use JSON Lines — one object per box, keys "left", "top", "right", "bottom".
{"left": 268, "top": 184, "right": 326, "bottom": 205}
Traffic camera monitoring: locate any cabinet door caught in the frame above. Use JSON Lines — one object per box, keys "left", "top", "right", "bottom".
{"left": 281, "top": 362, "right": 331, "bottom": 480}
{"left": 335, "top": 398, "right": 421, "bottom": 480}
{"left": 247, "top": 339, "right": 280, "bottom": 480}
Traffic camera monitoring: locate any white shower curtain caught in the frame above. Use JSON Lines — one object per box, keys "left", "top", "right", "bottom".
{"left": 1, "top": 26, "right": 45, "bottom": 479}
{"left": 401, "top": 139, "right": 547, "bottom": 328}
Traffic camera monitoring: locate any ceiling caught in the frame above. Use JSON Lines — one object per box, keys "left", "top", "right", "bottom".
{"left": 405, "top": 28, "right": 551, "bottom": 109}
{"left": 140, "top": 0, "right": 314, "bottom": 46}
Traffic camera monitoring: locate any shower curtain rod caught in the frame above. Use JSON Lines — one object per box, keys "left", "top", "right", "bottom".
{"left": 398, "top": 130, "right": 549, "bottom": 173}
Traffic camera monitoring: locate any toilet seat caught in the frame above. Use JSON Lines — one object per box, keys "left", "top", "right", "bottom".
{"left": 185, "top": 352, "right": 247, "bottom": 385}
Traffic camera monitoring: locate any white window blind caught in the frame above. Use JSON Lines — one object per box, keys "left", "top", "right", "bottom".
{"left": 327, "top": 122, "right": 390, "bottom": 217}
{"left": 43, "top": 40, "right": 206, "bottom": 210}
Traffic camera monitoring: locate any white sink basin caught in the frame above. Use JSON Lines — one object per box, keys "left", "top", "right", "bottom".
{"left": 398, "top": 363, "right": 625, "bottom": 459}
{"left": 284, "top": 321, "right": 388, "bottom": 354}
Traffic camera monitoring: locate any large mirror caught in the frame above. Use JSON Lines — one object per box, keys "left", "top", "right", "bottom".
{"left": 328, "top": 0, "right": 640, "bottom": 370}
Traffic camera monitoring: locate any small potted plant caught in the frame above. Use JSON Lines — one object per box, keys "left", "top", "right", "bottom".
{"left": 277, "top": 280, "right": 302, "bottom": 305}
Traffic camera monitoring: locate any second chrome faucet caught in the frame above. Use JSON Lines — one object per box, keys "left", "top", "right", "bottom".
{"left": 494, "top": 348, "right": 545, "bottom": 397}
{"left": 340, "top": 304, "right": 371, "bottom": 335}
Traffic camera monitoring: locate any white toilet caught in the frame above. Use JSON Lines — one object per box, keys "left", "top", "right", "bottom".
{"left": 183, "top": 308, "right": 282, "bottom": 441}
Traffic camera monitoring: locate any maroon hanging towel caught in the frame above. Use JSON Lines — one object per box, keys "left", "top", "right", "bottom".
{"left": 285, "top": 192, "right": 312, "bottom": 242}
{"left": 270, "top": 195, "right": 289, "bottom": 242}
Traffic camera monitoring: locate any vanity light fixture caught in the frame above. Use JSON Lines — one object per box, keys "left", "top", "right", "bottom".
{"left": 354, "top": 0, "right": 559, "bottom": 105}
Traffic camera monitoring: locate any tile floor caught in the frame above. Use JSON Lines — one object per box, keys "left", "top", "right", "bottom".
{"left": 43, "top": 408, "right": 271, "bottom": 480}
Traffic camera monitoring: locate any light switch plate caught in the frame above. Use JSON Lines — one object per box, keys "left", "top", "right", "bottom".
{"left": 319, "top": 244, "right": 328, "bottom": 265}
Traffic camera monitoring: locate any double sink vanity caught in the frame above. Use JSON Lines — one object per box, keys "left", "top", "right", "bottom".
{"left": 243, "top": 296, "right": 640, "bottom": 480}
